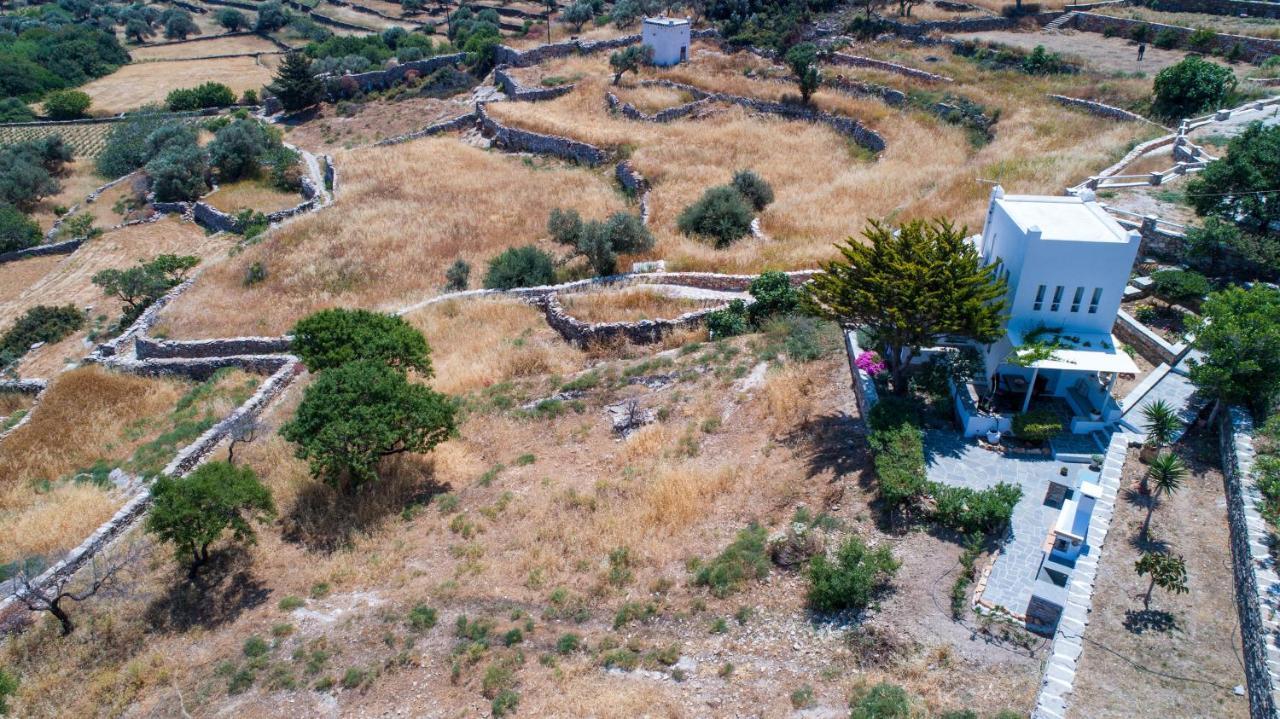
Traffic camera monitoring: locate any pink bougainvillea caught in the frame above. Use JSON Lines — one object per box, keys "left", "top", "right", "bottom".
{"left": 855, "top": 350, "right": 886, "bottom": 377}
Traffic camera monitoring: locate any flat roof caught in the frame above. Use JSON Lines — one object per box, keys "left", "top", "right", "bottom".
{"left": 997, "top": 194, "right": 1132, "bottom": 244}
{"left": 1005, "top": 327, "right": 1141, "bottom": 374}
{"left": 643, "top": 16, "right": 690, "bottom": 26}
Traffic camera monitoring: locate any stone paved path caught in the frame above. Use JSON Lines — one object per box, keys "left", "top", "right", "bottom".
{"left": 924, "top": 431, "right": 1068, "bottom": 615}
{"left": 1119, "top": 350, "right": 1205, "bottom": 441}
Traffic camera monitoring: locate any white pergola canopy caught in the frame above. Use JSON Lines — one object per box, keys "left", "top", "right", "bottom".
{"left": 1005, "top": 328, "right": 1140, "bottom": 376}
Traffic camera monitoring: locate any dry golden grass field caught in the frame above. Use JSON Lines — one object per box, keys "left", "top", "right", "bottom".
{"left": 560, "top": 287, "right": 724, "bottom": 323}
{"left": 0, "top": 217, "right": 231, "bottom": 376}
{"left": 128, "top": 33, "right": 283, "bottom": 61}
{"left": 282, "top": 95, "right": 475, "bottom": 151}
{"left": 154, "top": 138, "right": 629, "bottom": 338}
{"left": 204, "top": 178, "right": 306, "bottom": 215}
{"left": 0, "top": 312, "right": 1043, "bottom": 718}
{"left": 77, "top": 55, "right": 279, "bottom": 114}
{"left": 0, "top": 366, "right": 258, "bottom": 568}
{"left": 26, "top": 160, "right": 110, "bottom": 232}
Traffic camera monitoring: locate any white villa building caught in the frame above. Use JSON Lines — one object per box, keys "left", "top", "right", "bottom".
{"left": 953, "top": 186, "right": 1142, "bottom": 441}
{"left": 641, "top": 17, "right": 690, "bottom": 66}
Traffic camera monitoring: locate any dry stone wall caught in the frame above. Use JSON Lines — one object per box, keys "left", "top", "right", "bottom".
{"left": 827, "top": 53, "right": 954, "bottom": 83}
{"left": 0, "top": 238, "right": 83, "bottom": 265}
{"left": 494, "top": 67, "right": 576, "bottom": 102}
{"left": 136, "top": 335, "right": 294, "bottom": 359}
{"left": 320, "top": 53, "right": 467, "bottom": 96}
{"left": 477, "top": 102, "right": 608, "bottom": 165}
{"left": 1048, "top": 94, "right": 1157, "bottom": 124}
{"left": 1113, "top": 309, "right": 1185, "bottom": 365}
{"left": 540, "top": 293, "right": 729, "bottom": 347}
{"left": 1219, "top": 408, "right": 1280, "bottom": 719}
{"left": 1069, "top": 12, "right": 1280, "bottom": 63}
{"left": 1148, "top": 0, "right": 1280, "bottom": 18}
{"left": 376, "top": 112, "right": 480, "bottom": 146}
{"left": 606, "top": 91, "right": 714, "bottom": 122}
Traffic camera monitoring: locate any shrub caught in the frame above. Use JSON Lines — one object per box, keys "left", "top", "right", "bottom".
{"left": 547, "top": 208, "right": 653, "bottom": 276}
{"left": 1186, "top": 123, "right": 1280, "bottom": 236}
{"left": 0, "top": 304, "right": 84, "bottom": 367}
{"left": 1152, "top": 56, "right": 1237, "bottom": 121}
{"left": 43, "top": 89, "right": 91, "bottom": 120}
{"left": 731, "top": 169, "right": 774, "bottom": 211}
{"left": 705, "top": 299, "right": 749, "bottom": 338}
{"left": 483, "top": 245, "right": 555, "bottom": 289}
{"left": 208, "top": 119, "right": 275, "bottom": 181}
{"left": 146, "top": 461, "right": 276, "bottom": 576}
{"left": 0, "top": 138, "right": 65, "bottom": 210}
{"left": 932, "top": 482, "right": 1022, "bottom": 535}
{"left": 407, "top": 604, "right": 438, "bottom": 632}
{"left": 96, "top": 109, "right": 173, "bottom": 178}
{"left": 692, "top": 524, "right": 770, "bottom": 598}
{"left": 166, "top": 82, "right": 237, "bottom": 112}
{"left": 1187, "top": 27, "right": 1215, "bottom": 51}
{"left": 849, "top": 683, "right": 911, "bottom": 719}
{"left": 0, "top": 204, "right": 41, "bottom": 254}
{"left": 1011, "top": 407, "right": 1064, "bottom": 442}
{"left": 806, "top": 536, "right": 899, "bottom": 613}
{"left": 1152, "top": 27, "right": 1180, "bottom": 50}
{"left": 145, "top": 143, "right": 208, "bottom": 202}
{"left": 1129, "top": 24, "right": 1151, "bottom": 42}
{"left": 1151, "top": 268, "right": 1211, "bottom": 304}
{"left": 747, "top": 270, "right": 797, "bottom": 325}
{"left": 1020, "top": 45, "right": 1070, "bottom": 75}
{"left": 555, "top": 633, "right": 581, "bottom": 654}
{"left": 216, "top": 7, "right": 247, "bottom": 31}
{"left": 677, "top": 185, "right": 754, "bottom": 248}
{"left": 291, "top": 308, "right": 432, "bottom": 374}
{"left": 491, "top": 689, "right": 519, "bottom": 717}
{"left": 91, "top": 253, "right": 199, "bottom": 327}
{"left": 0, "top": 98, "right": 35, "bottom": 124}
{"left": 0, "top": 668, "right": 16, "bottom": 715}
{"left": 445, "top": 259, "right": 471, "bottom": 291}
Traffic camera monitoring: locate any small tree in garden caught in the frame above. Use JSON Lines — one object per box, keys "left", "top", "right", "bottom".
{"left": 677, "top": 185, "right": 754, "bottom": 248}
{"left": 43, "top": 90, "right": 91, "bottom": 120}
{"left": 0, "top": 204, "right": 40, "bottom": 254}
{"left": 1186, "top": 123, "right": 1280, "bottom": 236}
{"left": 291, "top": 308, "right": 433, "bottom": 374}
{"left": 1152, "top": 56, "right": 1236, "bottom": 121}
{"left": 92, "top": 254, "right": 199, "bottom": 325}
{"left": 1141, "top": 452, "right": 1186, "bottom": 539}
{"left": 267, "top": 52, "right": 324, "bottom": 112}
{"left": 255, "top": 1, "right": 291, "bottom": 32}
{"left": 1140, "top": 399, "right": 1181, "bottom": 453}
{"left": 804, "top": 218, "right": 1008, "bottom": 395}
{"left": 163, "top": 10, "right": 199, "bottom": 39}
{"left": 1135, "top": 552, "right": 1188, "bottom": 610}
{"left": 484, "top": 245, "right": 556, "bottom": 289}
{"left": 145, "top": 143, "right": 209, "bottom": 201}
{"left": 609, "top": 45, "right": 651, "bottom": 85}
{"left": 146, "top": 462, "right": 276, "bottom": 578}
{"left": 125, "top": 17, "right": 154, "bottom": 43}
{"left": 208, "top": 118, "right": 275, "bottom": 180}
{"left": 746, "top": 270, "right": 798, "bottom": 325}
{"left": 784, "top": 42, "right": 821, "bottom": 104}
{"left": 1186, "top": 285, "right": 1280, "bottom": 417}
{"left": 548, "top": 208, "right": 654, "bottom": 276}
{"left": 281, "top": 360, "right": 458, "bottom": 490}
{"left": 806, "top": 536, "right": 899, "bottom": 613}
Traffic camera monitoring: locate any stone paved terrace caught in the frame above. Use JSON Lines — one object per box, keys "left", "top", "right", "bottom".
{"left": 1120, "top": 349, "right": 1205, "bottom": 441}
{"left": 923, "top": 431, "right": 1074, "bottom": 617}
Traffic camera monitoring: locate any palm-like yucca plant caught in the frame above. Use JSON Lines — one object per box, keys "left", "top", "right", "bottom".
{"left": 1142, "top": 451, "right": 1188, "bottom": 540}
{"left": 1142, "top": 400, "right": 1181, "bottom": 451}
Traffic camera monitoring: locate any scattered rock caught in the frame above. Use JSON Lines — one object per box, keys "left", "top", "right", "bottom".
{"left": 627, "top": 373, "right": 677, "bottom": 391}
{"left": 607, "top": 399, "right": 655, "bottom": 436}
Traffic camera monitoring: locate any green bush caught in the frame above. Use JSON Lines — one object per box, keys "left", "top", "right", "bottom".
{"left": 483, "top": 245, "right": 556, "bottom": 289}
{"left": 291, "top": 307, "right": 432, "bottom": 374}
{"left": 145, "top": 143, "right": 208, "bottom": 202}
{"left": 1151, "top": 268, "right": 1211, "bottom": 303}
{"left": 0, "top": 204, "right": 41, "bottom": 254}
{"left": 209, "top": 119, "right": 276, "bottom": 181}
{"left": 0, "top": 667, "right": 16, "bottom": 715}
{"left": 850, "top": 683, "right": 911, "bottom": 719}
{"left": 1187, "top": 27, "right": 1215, "bottom": 51}
{"left": 746, "top": 270, "right": 798, "bottom": 326}
{"left": 731, "top": 169, "right": 774, "bottom": 211}
{"left": 1152, "top": 27, "right": 1180, "bottom": 50}
{"left": 0, "top": 98, "right": 36, "bottom": 123}
{"left": 42, "top": 89, "right": 91, "bottom": 120}
{"left": 96, "top": 109, "right": 173, "bottom": 178}
{"left": 166, "top": 82, "right": 237, "bottom": 111}
{"left": 555, "top": 633, "right": 582, "bottom": 654}
{"left": 806, "top": 535, "right": 899, "bottom": 613}
{"left": 1011, "top": 407, "right": 1064, "bottom": 442}
{"left": 1152, "top": 56, "right": 1237, "bottom": 121}
{"left": 0, "top": 304, "right": 84, "bottom": 367}
{"left": 692, "top": 523, "right": 770, "bottom": 598}
{"left": 705, "top": 299, "right": 750, "bottom": 339}
{"left": 445, "top": 259, "right": 471, "bottom": 291}
{"left": 677, "top": 185, "right": 754, "bottom": 248}
{"left": 408, "top": 603, "right": 437, "bottom": 632}
{"left": 932, "top": 482, "right": 1022, "bottom": 535}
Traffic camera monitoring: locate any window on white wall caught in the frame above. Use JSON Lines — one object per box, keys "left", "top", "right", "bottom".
{"left": 1050, "top": 285, "right": 1064, "bottom": 312}
{"left": 1070, "top": 286, "right": 1084, "bottom": 313}
{"left": 1033, "top": 284, "right": 1046, "bottom": 311}
{"left": 1088, "top": 287, "right": 1103, "bottom": 314}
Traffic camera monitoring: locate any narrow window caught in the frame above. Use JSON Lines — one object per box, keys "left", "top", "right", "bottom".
{"left": 1050, "top": 285, "right": 1064, "bottom": 312}
{"left": 1088, "top": 287, "right": 1103, "bottom": 314}
{"left": 1070, "top": 286, "right": 1084, "bottom": 313}
{"left": 1033, "top": 284, "right": 1046, "bottom": 311}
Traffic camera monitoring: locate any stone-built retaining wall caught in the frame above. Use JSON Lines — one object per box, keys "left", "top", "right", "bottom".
{"left": 91, "top": 277, "right": 196, "bottom": 359}
{"left": 1113, "top": 309, "right": 1187, "bottom": 365}
{"left": 44, "top": 173, "right": 139, "bottom": 242}
{"left": 376, "top": 112, "right": 480, "bottom": 146}
{"left": 1148, "top": 0, "right": 1280, "bottom": 18}
{"left": 827, "top": 77, "right": 908, "bottom": 107}
{"left": 639, "top": 80, "right": 886, "bottom": 153}
{"left": 0, "top": 379, "right": 46, "bottom": 445}
{"left": 136, "top": 335, "right": 294, "bottom": 359}
{"left": 494, "top": 66, "right": 576, "bottom": 102}
{"left": 0, "top": 238, "right": 84, "bottom": 265}
{"left": 477, "top": 102, "right": 609, "bottom": 165}
{"left": 827, "top": 53, "right": 954, "bottom": 83}
{"left": 614, "top": 161, "right": 651, "bottom": 224}
{"left": 319, "top": 53, "right": 467, "bottom": 96}
{"left": 493, "top": 27, "right": 720, "bottom": 67}
{"left": 1048, "top": 94, "right": 1157, "bottom": 124}
{"left": 1069, "top": 12, "right": 1280, "bottom": 63}
{"left": 1219, "top": 407, "right": 1280, "bottom": 719}
{"left": 843, "top": 330, "right": 881, "bottom": 419}
{"left": 605, "top": 91, "right": 715, "bottom": 122}
{"left": 540, "top": 293, "right": 730, "bottom": 347}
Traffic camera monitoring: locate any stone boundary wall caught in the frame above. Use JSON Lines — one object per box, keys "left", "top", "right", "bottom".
{"left": 0, "top": 358, "right": 302, "bottom": 616}
{"left": 843, "top": 330, "right": 880, "bottom": 419}
{"left": 1113, "top": 309, "right": 1185, "bottom": 365}
{"left": 477, "top": 102, "right": 609, "bottom": 165}
{"left": 281, "top": 0, "right": 370, "bottom": 32}
{"left": 1219, "top": 407, "right": 1280, "bottom": 719}
{"left": 1048, "top": 94, "right": 1158, "bottom": 124}
{"left": 140, "top": 50, "right": 286, "bottom": 63}
{"left": 1148, "top": 0, "right": 1280, "bottom": 18}
{"left": 494, "top": 66, "right": 576, "bottom": 102}
{"left": 1070, "top": 12, "right": 1280, "bottom": 63}
{"left": 827, "top": 77, "right": 908, "bottom": 107}
{"left": 605, "top": 91, "right": 714, "bottom": 122}
{"left": 539, "top": 293, "right": 730, "bottom": 347}
{"left": 0, "top": 238, "right": 83, "bottom": 265}
{"left": 136, "top": 335, "right": 294, "bottom": 359}
{"left": 639, "top": 80, "right": 886, "bottom": 153}
{"left": 375, "top": 112, "right": 480, "bottom": 146}
{"left": 0, "top": 106, "right": 246, "bottom": 131}
{"left": 0, "top": 379, "right": 47, "bottom": 446}
{"left": 101, "top": 353, "right": 294, "bottom": 381}
{"left": 614, "top": 161, "right": 651, "bottom": 223}
{"left": 91, "top": 277, "right": 196, "bottom": 359}
{"left": 827, "top": 52, "right": 954, "bottom": 83}
{"left": 43, "top": 173, "right": 140, "bottom": 242}
{"left": 320, "top": 53, "right": 467, "bottom": 95}
{"left": 887, "top": 11, "right": 1060, "bottom": 37}
{"left": 493, "top": 27, "right": 719, "bottom": 67}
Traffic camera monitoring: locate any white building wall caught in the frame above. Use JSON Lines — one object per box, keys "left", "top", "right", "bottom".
{"left": 642, "top": 19, "right": 690, "bottom": 66}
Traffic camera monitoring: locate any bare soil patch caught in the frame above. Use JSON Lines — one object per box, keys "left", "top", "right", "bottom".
{"left": 129, "top": 34, "right": 282, "bottom": 61}
{"left": 1069, "top": 432, "right": 1249, "bottom": 718}
{"left": 952, "top": 29, "right": 1242, "bottom": 78}
{"left": 283, "top": 95, "right": 474, "bottom": 152}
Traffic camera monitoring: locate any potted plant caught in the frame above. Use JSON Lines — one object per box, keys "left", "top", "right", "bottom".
{"left": 986, "top": 428, "right": 1002, "bottom": 445}
{"left": 1089, "top": 454, "right": 1104, "bottom": 471}
{"left": 1011, "top": 408, "right": 1066, "bottom": 447}
{"left": 1140, "top": 399, "right": 1180, "bottom": 463}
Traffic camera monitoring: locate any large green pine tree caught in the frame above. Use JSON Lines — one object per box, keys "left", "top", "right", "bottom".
{"left": 267, "top": 52, "right": 323, "bottom": 113}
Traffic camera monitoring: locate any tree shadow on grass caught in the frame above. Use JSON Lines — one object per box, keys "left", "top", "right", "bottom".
{"left": 798, "top": 412, "right": 872, "bottom": 487}
{"left": 1123, "top": 608, "right": 1178, "bottom": 634}
{"left": 1121, "top": 488, "right": 1171, "bottom": 553}
{"left": 144, "top": 546, "right": 269, "bottom": 633}
{"left": 282, "top": 455, "right": 450, "bottom": 553}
